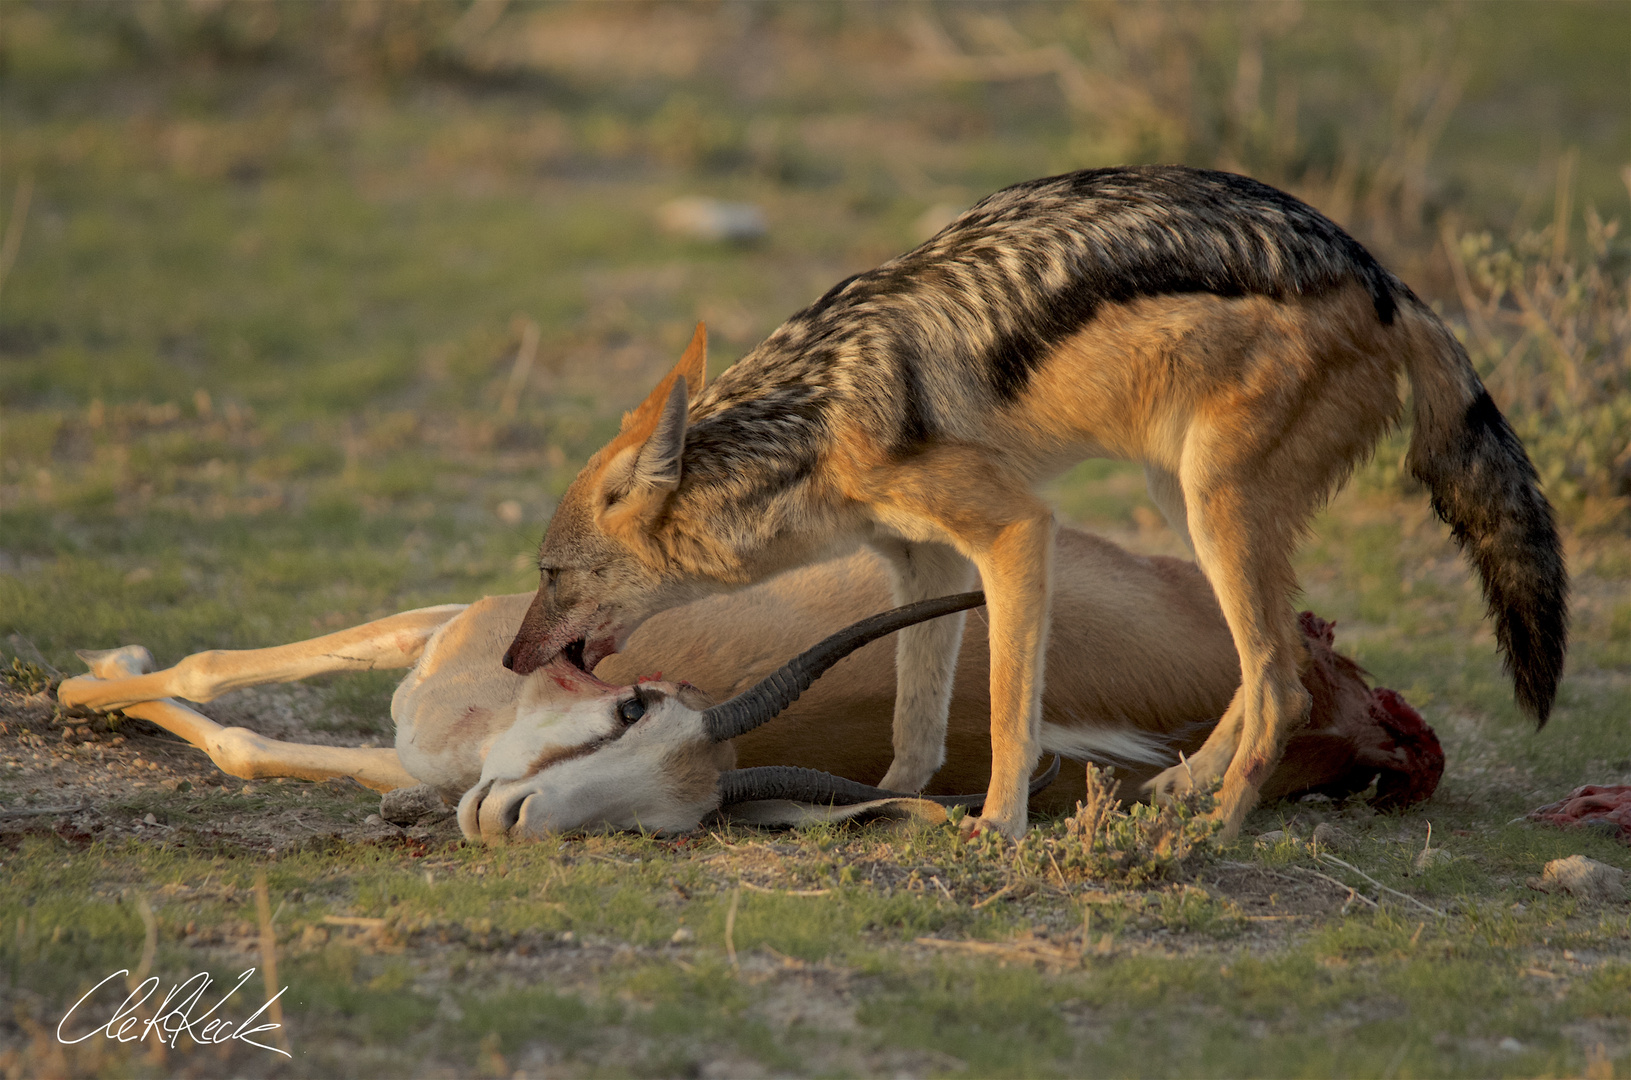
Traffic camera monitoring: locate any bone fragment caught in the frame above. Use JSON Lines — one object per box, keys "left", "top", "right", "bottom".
{"left": 1527, "top": 856, "right": 1626, "bottom": 902}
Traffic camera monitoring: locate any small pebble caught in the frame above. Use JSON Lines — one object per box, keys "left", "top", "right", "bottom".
{"left": 143, "top": 813, "right": 157, "bottom": 826}
{"left": 1498, "top": 1037, "right": 1523, "bottom": 1053}
{"left": 670, "top": 927, "right": 694, "bottom": 944}
{"left": 1284, "top": 813, "right": 1319, "bottom": 837}
{"left": 656, "top": 197, "right": 766, "bottom": 243}
{"left": 1311, "top": 822, "right": 1356, "bottom": 852}
{"left": 364, "top": 813, "right": 384, "bottom": 826}
{"left": 1254, "top": 830, "right": 1287, "bottom": 846}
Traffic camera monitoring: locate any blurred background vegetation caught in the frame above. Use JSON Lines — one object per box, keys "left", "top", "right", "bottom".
{"left": 1, "top": 0, "right": 1627, "bottom": 668}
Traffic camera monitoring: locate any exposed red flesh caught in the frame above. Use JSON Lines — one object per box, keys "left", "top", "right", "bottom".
{"left": 1529, "top": 785, "right": 1631, "bottom": 844}
{"left": 1268, "top": 611, "right": 1445, "bottom": 808}
{"left": 537, "top": 654, "right": 620, "bottom": 696}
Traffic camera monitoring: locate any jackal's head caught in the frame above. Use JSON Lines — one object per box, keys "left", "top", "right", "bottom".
{"left": 503, "top": 324, "right": 710, "bottom": 678}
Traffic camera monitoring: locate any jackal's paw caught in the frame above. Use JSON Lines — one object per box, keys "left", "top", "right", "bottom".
{"left": 1207, "top": 787, "right": 1254, "bottom": 844}
{"left": 958, "top": 813, "right": 1026, "bottom": 842}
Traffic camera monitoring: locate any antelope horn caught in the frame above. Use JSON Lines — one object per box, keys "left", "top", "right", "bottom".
{"left": 701, "top": 591, "right": 986, "bottom": 744}
{"left": 717, "top": 756, "right": 1063, "bottom": 809}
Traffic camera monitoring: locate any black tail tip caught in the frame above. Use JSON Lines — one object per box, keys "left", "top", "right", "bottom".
{"left": 1507, "top": 620, "right": 1564, "bottom": 731}
{"left": 1518, "top": 683, "right": 1556, "bottom": 731}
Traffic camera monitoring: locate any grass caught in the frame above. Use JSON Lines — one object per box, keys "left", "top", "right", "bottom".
{"left": 2, "top": 2, "right": 1628, "bottom": 1076}
{"left": 3, "top": 811, "right": 1628, "bottom": 1076}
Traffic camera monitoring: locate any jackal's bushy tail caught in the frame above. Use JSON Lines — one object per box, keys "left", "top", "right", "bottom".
{"left": 1399, "top": 300, "right": 1568, "bottom": 726}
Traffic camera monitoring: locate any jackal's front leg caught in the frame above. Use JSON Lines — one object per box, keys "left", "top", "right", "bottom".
{"left": 869, "top": 538, "right": 976, "bottom": 793}
{"left": 968, "top": 511, "right": 1056, "bottom": 839}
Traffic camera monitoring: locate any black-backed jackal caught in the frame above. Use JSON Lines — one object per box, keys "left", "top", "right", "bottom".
{"left": 503, "top": 165, "right": 1567, "bottom": 839}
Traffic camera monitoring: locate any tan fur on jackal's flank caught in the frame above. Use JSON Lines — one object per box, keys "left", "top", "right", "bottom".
{"left": 508, "top": 166, "right": 1566, "bottom": 840}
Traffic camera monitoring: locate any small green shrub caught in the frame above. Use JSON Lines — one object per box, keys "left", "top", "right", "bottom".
{"left": 1454, "top": 205, "right": 1631, "bottom": 516}
{"left": 3, "top": 656, "right": 55, "bottom": 695}
{"left": 1013, "top": 765, "right": 1224, "bottom": 886}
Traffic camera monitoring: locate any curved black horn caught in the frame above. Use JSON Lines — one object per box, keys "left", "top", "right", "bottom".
{"left": 701, "top": 591, "right": 985, "bottom": 743}
{"left": 718, "top": 756, "right": 1062, "bottom": 809}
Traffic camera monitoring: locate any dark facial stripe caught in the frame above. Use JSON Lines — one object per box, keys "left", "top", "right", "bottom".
{"left": 526, "top": 733, "right": 618, "bottom": 777}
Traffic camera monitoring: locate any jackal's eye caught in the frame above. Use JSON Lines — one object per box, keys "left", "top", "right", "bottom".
{"left": 617, "top": 696, "right": 645, "bottom": 724}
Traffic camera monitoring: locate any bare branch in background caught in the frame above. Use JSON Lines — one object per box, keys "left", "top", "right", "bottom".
{"left": 0, "top": 173, "right": 34, "bottom": 299}
{"left": 500, "top": 315, "right": 541, "bottom": 420}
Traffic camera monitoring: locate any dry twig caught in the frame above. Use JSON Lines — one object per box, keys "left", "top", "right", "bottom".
{"left": 1288, "top": 865, "right": 1381, "bottom": 910}
{"left": 255, "top": 871, "right": 292, "bottom": 1055}
{"left": 724, "top": 886, "right": 741, "bottom": 969}
{"left": 1317, "top": 853, "right": 1447, "bottom": 918}
{"left": 740, "top": 880, "right": 831, "bottom": 897}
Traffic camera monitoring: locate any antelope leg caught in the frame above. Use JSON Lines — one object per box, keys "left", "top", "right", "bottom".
{"left": 122, "top": 698, "right": 417, "bottom": 792}
{"left": 69, "top": 646, "right": 419, "bottom": 792}
{"left": 58, "top": 605, "right": 467, "bottom": 712}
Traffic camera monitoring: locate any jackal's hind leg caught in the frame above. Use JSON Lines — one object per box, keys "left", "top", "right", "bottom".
{"left": 57, "top": 605, "right": 467, "bottom": 713}
{"left": 1182, "top": 487, "right": 1312, "bottom": 840}
{"left": 869, "top": 538, "right": 976, "bottom": 793}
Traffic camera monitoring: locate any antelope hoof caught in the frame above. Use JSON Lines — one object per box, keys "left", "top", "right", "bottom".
{"left": 1142, "top": 761, "right": 1198, "bottom": 804}
{"left": 72, "top": 645, "right": 156, "bottom": 682}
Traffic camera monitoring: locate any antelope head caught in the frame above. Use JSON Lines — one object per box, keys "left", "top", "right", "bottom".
{"left": 459, "top": 592, "right": 998, "bottom": 843}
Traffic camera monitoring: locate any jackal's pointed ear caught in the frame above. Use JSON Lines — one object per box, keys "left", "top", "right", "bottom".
{"left": 592, "top": 325, "right": 705, "bottom": 541}
{"left": 616, "top": 323, "right": 708, "bottom": 439}
{"left": 675, "top": 322, "right": 707, "bottom": 399}
{"left": 597, "top": 375, "right": 689, "bottom": 538}
{"left": 631, "top": 375, "right": 688, "bottom": 491}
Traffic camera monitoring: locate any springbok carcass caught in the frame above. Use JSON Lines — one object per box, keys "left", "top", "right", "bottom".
{"left": 55, "top": 527, "right": 1444, "bottom": 842}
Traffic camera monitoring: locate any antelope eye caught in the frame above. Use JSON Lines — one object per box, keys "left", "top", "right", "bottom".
{"left": 617, "top": 697, "right": 645, "bottom": 724}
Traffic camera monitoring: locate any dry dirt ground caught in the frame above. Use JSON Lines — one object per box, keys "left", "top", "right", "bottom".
{"left": 0, "top": 664, "right": 1396, "bottom": 918}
